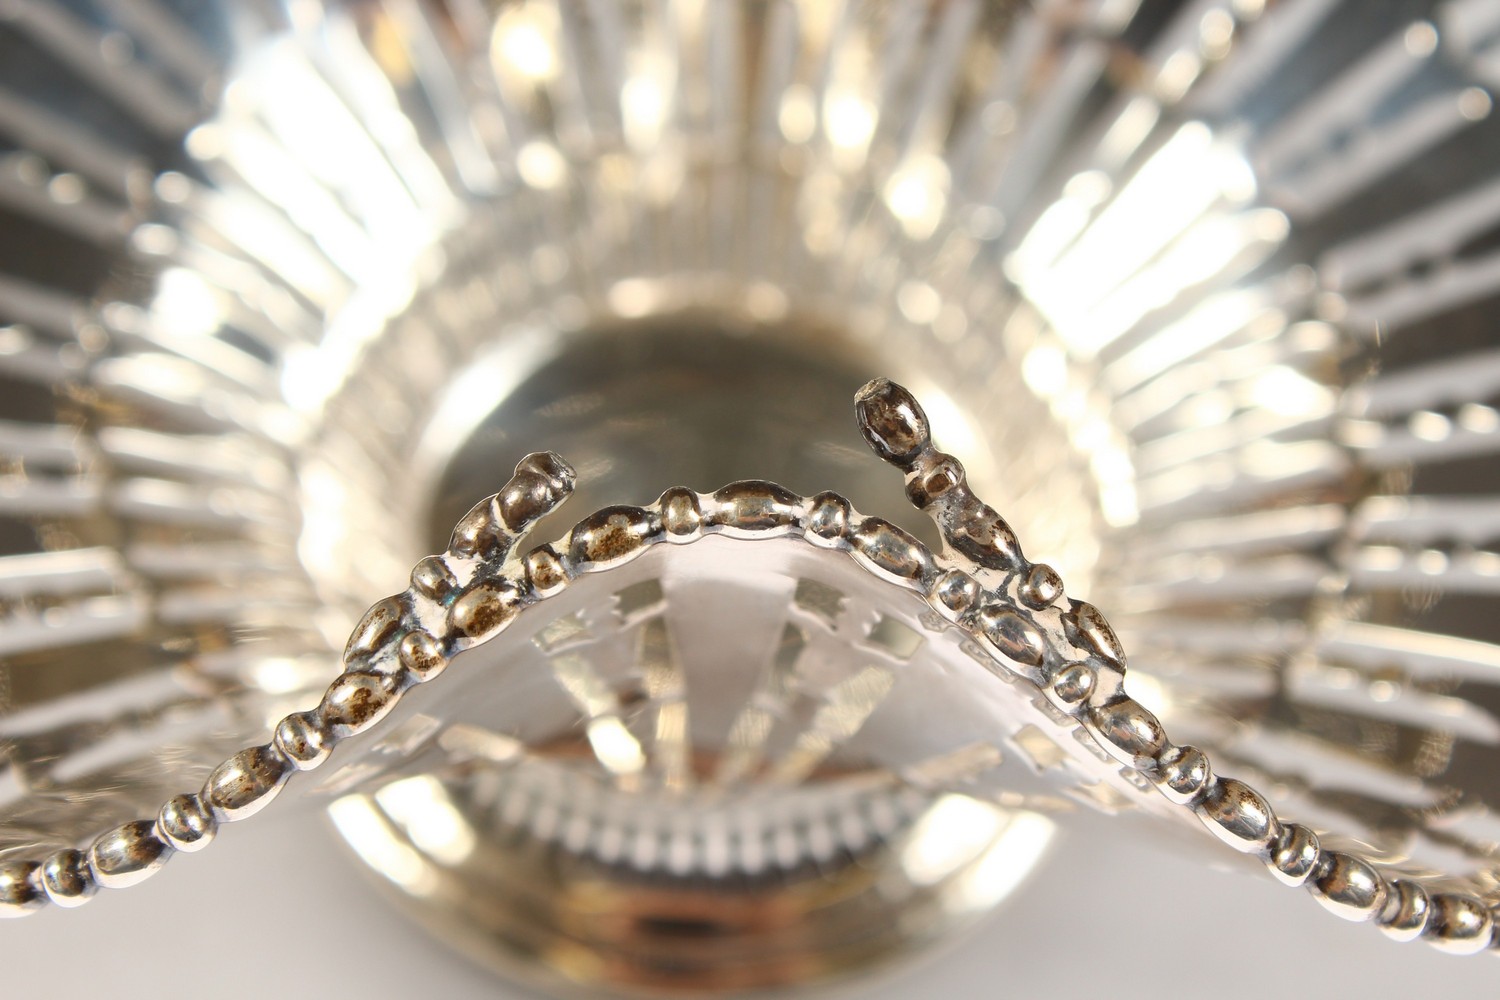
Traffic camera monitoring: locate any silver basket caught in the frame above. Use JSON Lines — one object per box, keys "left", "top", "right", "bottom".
{"left": 2, "top": 0, "right": 1500, "bottom": 995}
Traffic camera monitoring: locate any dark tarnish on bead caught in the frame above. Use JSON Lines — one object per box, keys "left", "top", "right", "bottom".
{"left": 399, "top": 630, "right": 447, "bottom": 678}
{"left": 320, "top": 671, "right": 402, "bottom": 735}
{"left": 275, "top": 710, "right": 333, "bottom": 768}
{"left": 157, "top": 793, "right": 218, "bottom": 851}
{"left": 1020, "top": 563, "right": 1063, "bottom": 609}
{"left": 0, "top": 860, "right": 44, "bottom": 916}
{"left": 1155, "top": 745, "right": 1212, "bottom": 804}
{"left": 1088, "top": 698, "right": 1167, "bottom": 767}
{"left": 410, "top": 554, "right": 457, "bottom": 599}
{"left": 1426, "top": 894, "right": 1494, "bottom": 955}
{"left": 905, "top": 455, "right": 965, "bottom": 509}
{"left": 523, "top": 544, "right": 569, "bottom": 595}
{"left": 1068, "top": 601, "right": 1126, "bottom": 667}
{"left": 1379, "top": 879, "right": 1432, "bottom": 941}
{"left": 450, "top": 580, "right": 522, "bottom": 638}
{"left": 854, "top": 377, "right": 1025, "bottom": 572}
{"left": 344, "top": 595, "right": 406, "bottom": 660}
{"left": 978, "top": 607, "right": 1046, "bottom": 669}
{"left": 709, "top": 481, "right": 803, "bottom": 533}
{"left": 1311, "top": 853, "right": 1388, "bottom": 922}
{"left": 449, "top": 496, "right": 508, "bottom": 560}
{"left": 39, "top": 849, "right": 95, "bottom": 907}
{"left": 1196, "top": 778, "right": 1278, "bottom": 853}
{"left": 203, "top": 745, "right": 292, "bottom": 821}
{"left": 853, "top": 377, "right": 931, "bottom": 468}
{"left": 454, "top": 451, "right": 576, "bottom": 557}
{"left": 569, "top": 506, "right": 656, "bottom": 568}
{"left": 806, "top": 490, "right": 851, "bottom": 544}
{"left": 498, "top": 451, "right": 577, "bottom": 531}
{"left": 949, "top": 506, "right": 1023, "bottom": 570}
{"left": 659, "top": 486, "right": 703, "bottom": 538}
{"left": 89, "top": 821, "right": 173, "bottom": 889}
{"left": 850, "top": 518, "right": 932, "bottom": 585}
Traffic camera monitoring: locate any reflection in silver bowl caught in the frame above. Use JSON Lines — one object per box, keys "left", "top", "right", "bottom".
{"left": 2, "top": 0, "right": 1500, "bottom": 994}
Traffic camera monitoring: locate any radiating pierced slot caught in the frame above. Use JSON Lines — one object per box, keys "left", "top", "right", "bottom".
{"left": 716, "top": 622, "right": 807, "bottom": 787}
{"left": 1012, "top": 724, "right": 1069, "bottom": 772}
{"left": 532, "top": 611, "right": 591, "bottom": 652}
{"left": 793, "top": 577, "right": 845, "bottom": 625}
{"left": 1067, "top": 781, "right": 1136, "bottom": 815}
{"left": 866, "top": 614, "right": 923, "bottom": 660}
{"left": 613, "top": 579, "right": 665, "bottom": 621}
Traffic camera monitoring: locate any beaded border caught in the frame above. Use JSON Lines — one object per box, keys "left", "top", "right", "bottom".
{"left": 0, "top": 378, "right": 1493, "bottom": 957}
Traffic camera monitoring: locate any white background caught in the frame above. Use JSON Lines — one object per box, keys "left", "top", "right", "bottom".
{"left": 5, "top": 806, "right": 1493, "bottom": 998}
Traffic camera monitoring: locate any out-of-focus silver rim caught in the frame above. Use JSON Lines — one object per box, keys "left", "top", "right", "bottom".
{"left": 4, "top": 0, "right": 1500, "bottom": 990}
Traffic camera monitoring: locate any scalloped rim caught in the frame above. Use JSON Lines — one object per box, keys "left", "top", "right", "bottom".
{"left": 1, "top": 380, "right": 1493, "bottom": 959}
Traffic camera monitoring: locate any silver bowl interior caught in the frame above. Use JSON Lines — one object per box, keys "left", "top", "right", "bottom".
{"left": 3, "top": 0, "right": 1500, "bottom": 991}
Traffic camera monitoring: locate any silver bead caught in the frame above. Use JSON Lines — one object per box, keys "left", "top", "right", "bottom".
{"left": 449, "top": 496, "right": 506, "bottom": 559}
{"left": 951, "top": 506, "right": 1023, "bottom": 570}
{"left": 410, "top": 554, "right": 457, "bottom": 599}
{"left": 523, "top": 544, "right": 569, "bottom": 597}
{"left": 1196, "top": 778, "right": 1279, "bottom": 853}
{"left": 708, "top": 481, "right": 803, "bottom": 536}
{"left": 39, "top": 849, "right": 95, "bottom": 907}
{"left": 1049, "top": 662, "right": 1096, "bottom": 707}
{"left": 1070, "top": 602, "right": 1126, "bottom": 667}
{"left": 1088, "top": 697, "right": 1167, "bottom": 766}
{"left": 497, "top": 451, "right": 576, "bottom": 531}
{"left": 659, "top": 487, "right": 703, "bottom": 539}
{"left": 320, "top": 671, "right": 402, "bottom": 735}
{"left": 449, "top": 579, "right": 522, "bottom": 639}
{"left": 931, "top": 569, "right": 980, "bottom": 617}
{"left": 157, "top": 793, "right": 217, "bottom": 851}
{"left": 274, "top": 710, "right": 335, "bottom": 769}
{"left": 978, "top": 607, "right": 1046, "bottom": 669}
{"left": 1266, "top": 822, "right": 1320, "bottom": 886}
{"left": 398, "top": 630, "right": 447, "bottom": 680}
{"left": 854, "top": 377, "right": 931, "bottom": 469}
{"left": 344, "top": 596, "right": 405, "bottom": 660}
{"left": 0, "top": 860, "right": 45, "bottom": 916}
{"left": 1309, "top": 852, "right": 1388, "bottom": 922}
{"left": 568, "top": 505, "right": 656, "bottom": 568}
{"left": 1378, "top": 879, "right": 1432, "bottom": 942}
{"left": 850, "top": 518, "right": 933, "bottom": 586}
{"left": 1019, "top": 563, "right": 1063, "bottom": 609}
{"left": 203, "top": 745, "right": 292, "bottom": 821}
{"left": 904, "top": 455, "right": 965, "bottom": 509}
{"left": 89, "top": 820, "right": 173, "bottom": 889}
{"left": 805, "top": 491, "right": 851, "bottom": 545}
{"left": 1154, "top": 745, "right": 1213, "bottom": 805}
{"left": 1425, "top": 894, "right": 1494, "bottom": 955}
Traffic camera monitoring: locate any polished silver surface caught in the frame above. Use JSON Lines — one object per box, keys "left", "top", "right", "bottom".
{"left": 4, "top": 0, "right": 1500, "bottom": 993}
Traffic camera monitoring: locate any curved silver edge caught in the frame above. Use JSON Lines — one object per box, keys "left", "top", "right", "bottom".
{"left": 0, "top": 377, "right": 1491, "bottom": 959}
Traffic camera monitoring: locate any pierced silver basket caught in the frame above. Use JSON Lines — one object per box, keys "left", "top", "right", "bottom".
{"left": 3, "top": 0, "right": 1500, "bottom": 995}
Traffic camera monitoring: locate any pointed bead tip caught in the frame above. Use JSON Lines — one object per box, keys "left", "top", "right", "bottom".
{"left": 854, "top": 377, "right": 931, "bottom": 468}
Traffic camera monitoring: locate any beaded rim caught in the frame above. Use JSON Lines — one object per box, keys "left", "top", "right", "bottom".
{"left": 0, "top": 377, "right": 1493, "bottom": 957}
